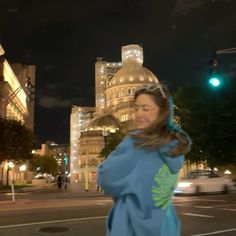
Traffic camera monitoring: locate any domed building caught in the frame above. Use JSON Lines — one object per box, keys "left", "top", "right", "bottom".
{"left": 105, "top": 44, "right": 159, "bottom": 123}
{"left": 70, "top": 44, "right": 160, "bottom": 184}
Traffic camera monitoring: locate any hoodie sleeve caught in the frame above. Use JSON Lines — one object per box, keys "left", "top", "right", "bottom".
{"left": 97, "top": 136, "right": 137, "bottom": 197}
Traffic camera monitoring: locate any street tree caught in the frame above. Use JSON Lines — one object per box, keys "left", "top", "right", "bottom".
{"left": 29, "top": 154, "right": 59, "bottom": 175}
{"left": 0, "top": 118, "right": 36, "bottom": 163}
{"left": 173, "top": 79, "right": 236, "bottom": 167}
{"left": 100, "top": 122, "right": 128, "bottom": 159}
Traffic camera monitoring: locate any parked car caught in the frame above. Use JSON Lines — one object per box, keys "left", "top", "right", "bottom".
{"left": 174, "top": 170, "right": 234, "bottom": 195}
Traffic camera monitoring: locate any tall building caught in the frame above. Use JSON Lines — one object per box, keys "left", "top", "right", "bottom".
{"left": 70, "top": 106, "right": 95, "bottom": 182}
{"left": 70, "top": 44, "right": 159, "bottom": 184}
{"left": 45, "top": 141, "right": 70, "bottom": 174}
{"left": 95, "top": 58, "right": 121, "bottom": 115}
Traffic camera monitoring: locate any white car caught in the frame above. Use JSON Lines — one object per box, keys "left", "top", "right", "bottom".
{"left": 174, "top": 170, "right": 234, "bottom": 195}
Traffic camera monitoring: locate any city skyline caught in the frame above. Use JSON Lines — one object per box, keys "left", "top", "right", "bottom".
{"left": 0, "top": 0, "right": 235, "bottom": 143}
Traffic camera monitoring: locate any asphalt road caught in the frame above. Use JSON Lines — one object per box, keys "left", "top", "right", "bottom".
{"left": 0, "top": 188, "right": 235, "bottom": 236}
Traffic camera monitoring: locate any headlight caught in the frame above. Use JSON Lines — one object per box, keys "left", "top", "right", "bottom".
{"left": 177, "top": 182, "right": 193, "bottom": 188}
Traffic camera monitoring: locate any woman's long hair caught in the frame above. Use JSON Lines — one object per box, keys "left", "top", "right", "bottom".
{"left": 130, "top": 83, "right": 191, "bottom": 157}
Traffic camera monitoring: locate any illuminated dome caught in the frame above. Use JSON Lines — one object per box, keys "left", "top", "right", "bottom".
{"left": 86, "top": 114, "right": 120, "bottom": 131}
{"left": 108, "top": 65, "right": 158, "bottom": 87}
{"left": 105, "top": 44, "right": 159, "bottom": 124}
{"left": 108, "top": 44, "right": 159, "bottom": 87}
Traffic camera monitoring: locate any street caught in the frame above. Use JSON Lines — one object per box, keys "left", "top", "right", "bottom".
{"left": 0, "top": 187, "right": 236, "bottom": 236}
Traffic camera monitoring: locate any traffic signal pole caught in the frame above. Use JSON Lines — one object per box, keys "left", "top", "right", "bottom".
{"left": 216, "top": 47, "right": 236, "bottom": 55}
{"left": 207, "top": 47, "right": 236, "bottom": 88}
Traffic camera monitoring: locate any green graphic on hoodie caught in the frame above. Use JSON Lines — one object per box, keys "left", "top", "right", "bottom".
{"left": 152, "top": 164, "right": 178, "bottom": 209}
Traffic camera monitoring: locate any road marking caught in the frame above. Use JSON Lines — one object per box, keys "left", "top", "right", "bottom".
{"left": 222, "top": 208, "right": 236, "bottom": 212}
{"left": 0, "top": 216, "right": 107, "bottom": 229}
{"left": 4, "top": 193, "right": 29, "bottom": 196}
{"left": 191, "top": 227, "right": 236, "bottom": 235}
{"left": 0, "top": 199, "right": 112, "bottom": 212}
{"left": 182, "top": 213, "right": 214, "bottom": 218}
{"left": 195, "top": 206, "right": 213, "bottom": 209}
{"left": 173, "top": 198, "right": 227, "bottom": 203}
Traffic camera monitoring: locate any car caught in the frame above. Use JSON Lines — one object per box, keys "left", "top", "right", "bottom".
{"left": 174, "top": 170, "right": 234, "bottom": 195}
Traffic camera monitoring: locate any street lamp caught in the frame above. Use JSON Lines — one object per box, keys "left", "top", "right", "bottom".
{"left": 6, "top": 161, "right": 14, "bottom": 186}
{"left": 19, "top": 164, "right": 27, "bottom": 172}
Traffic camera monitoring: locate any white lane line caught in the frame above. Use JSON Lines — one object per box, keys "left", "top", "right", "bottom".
{"left": 0, "top": 216, "right": 107, "bottom": 229}
{"left": 195, "top": 206, "right": 213, "bottom": 209}
{"left": 191, "top": 227, "right": 236, "bottom": 236}
{"left": 4, "top": 193, "right": 29, "bottom": 196}
{"left": 182, "top": 213, "right": 214, "bottom": 218}
{"left": 173, "top": 198, "right": 227, "bottom": 203}
{"left": 192, "top": 199, "right": 227, "bottom": 203}
{"left": 222, "top": 208, "right": 236, "bottom": 212}
{"left": 206, "top": 203, "right": 236, "bottom": 208}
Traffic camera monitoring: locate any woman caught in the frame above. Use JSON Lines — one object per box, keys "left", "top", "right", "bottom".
{"left": 97, "top": 83, "right": 191, "bottom": 236}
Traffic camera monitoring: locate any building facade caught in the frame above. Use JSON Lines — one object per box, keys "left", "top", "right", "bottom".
{"left": 0, "top": 60, "right": 28, "bottom": 122}
{"left": 0, "top": 44, "right": 36, "bottom": 185}
{"left": 70, "top": 44, "right": 159, "bottom": 185}
{"left": 70, "top": 106, "right": 95, "bottom": 182}
{"left": 11, "top": 63, "right": 36, "bottom": 131}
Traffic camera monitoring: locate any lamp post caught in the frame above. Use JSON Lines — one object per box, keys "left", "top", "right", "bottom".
{"left": 6, "top": 161, "right": 14, "bottom": 186}
{"left": 63, "top": 153, "right": 68, "bottom": 190}
{"left": 85, "top": 164, "right": 89, "bottom": 192}
{"left": 102, "top": 130, "right": 108, "bottom": 159}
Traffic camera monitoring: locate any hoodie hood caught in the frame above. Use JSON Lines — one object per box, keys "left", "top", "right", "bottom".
{"left": 158, "top": 140, "right": 184, "bottom": 174}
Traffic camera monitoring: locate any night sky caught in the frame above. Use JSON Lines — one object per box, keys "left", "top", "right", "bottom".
{"left": 0, "top": 0, "right": 235, "bottom": 144}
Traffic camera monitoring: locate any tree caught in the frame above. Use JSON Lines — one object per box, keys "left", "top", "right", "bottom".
{"left": 173, "top": 78, "right": 236, "bottom": 167}
{"left": 100, "top": 123, "right": 128, "bottom": 159}
{"left": 0, "top": 118, "right": 36, "bottom": 163}
{"left": 29, "top": 155, "right": 59, "bottom": 175}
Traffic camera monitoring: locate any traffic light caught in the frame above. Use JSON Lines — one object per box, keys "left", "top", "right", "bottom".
{"left": 25, "top": 77, "right": 35, "bottom": 101}
{"left": 208, "top": 74, "right": 222, "bottom": 87}
{"left": 207, "top": 59, "right": 223, "bottom": 88}
{"left": 63, "top": 153, "right": 68, "bottom": 165}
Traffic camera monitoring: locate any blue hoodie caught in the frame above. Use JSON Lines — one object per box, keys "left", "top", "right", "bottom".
{"left": 97, "top": 135, "right": 184, "bottom": 236}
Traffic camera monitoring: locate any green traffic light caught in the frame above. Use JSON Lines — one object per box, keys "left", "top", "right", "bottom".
{"left": 209, "top": 77, "right": 221, "bottom": 87}
{"left": 64, "top": 153, "right": 68, "bottom": 165}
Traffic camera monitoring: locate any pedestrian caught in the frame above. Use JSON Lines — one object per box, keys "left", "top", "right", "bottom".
{"left": 97, "top": 83, "right": 191, "bottom": 236}
{"left": 57, "top": 174, "right": 62, "bottom": 190}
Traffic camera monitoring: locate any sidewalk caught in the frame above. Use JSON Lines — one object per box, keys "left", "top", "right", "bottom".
{"left": 0, "top": 183, "right": 109, "bottom": 211}
{"left": 0, "top": 182, "right": 106, "bottom": 200}
{"left": 0, "top": 182, "right": 103, "bottom": 193}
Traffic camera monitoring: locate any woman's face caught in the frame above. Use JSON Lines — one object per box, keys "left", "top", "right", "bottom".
{"left": 134, "top": 94, "right": 160, "bottom": 129}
